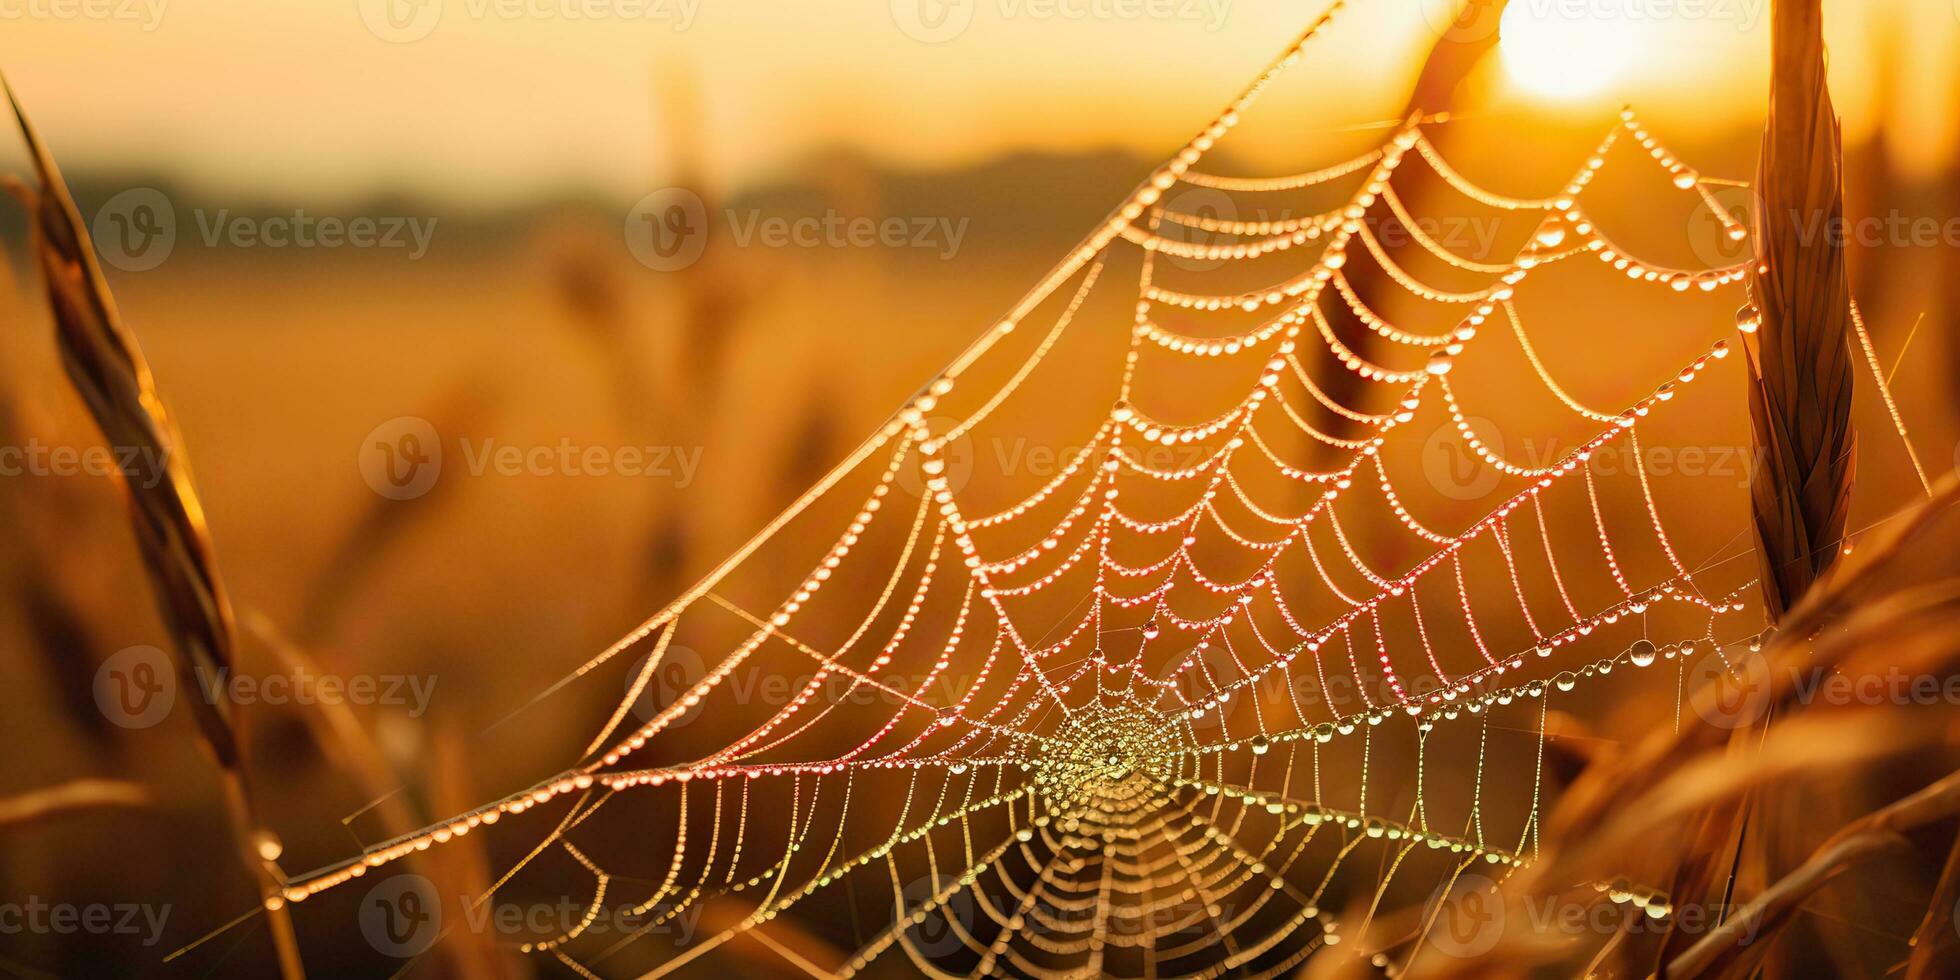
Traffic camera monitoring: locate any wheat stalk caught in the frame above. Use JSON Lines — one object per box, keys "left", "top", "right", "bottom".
{"left": 1674, "top": 1, "right": 1867, "bottom": 965}
{"left": 1, "top": 82, "right": 305, "bottom": 978}
{"left": 1743, "top": 0, "right": 1858, "bottom": 621}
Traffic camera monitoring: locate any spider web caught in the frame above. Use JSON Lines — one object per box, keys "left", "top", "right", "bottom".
{"left": 280, "top": 5, "right": 1765, "bottom": 977}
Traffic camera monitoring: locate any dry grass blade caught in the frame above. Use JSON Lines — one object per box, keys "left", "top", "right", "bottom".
{"left": 1, "top": 81, "right": 305, "bottom": 978}
{"left": 1744, "top": 0, "right": 1857, "bottom": 621}
{"left": 1409, "top": 481, "right": 1960, "bottom": 978}
{"left": 0, "top": 779, "right": 148, "bottom": 827}
{"left": 1403, "top": 490, "right": 1960, "bottom": 980}
{"left": 1905, "top": 827, "right": 1960, "bottom": 979}
{"left": 1537, "top": 484, "right": 1960, "bottom": 860}
{"left": 1667, "top": 769, "right": 1960, "bottom": 978}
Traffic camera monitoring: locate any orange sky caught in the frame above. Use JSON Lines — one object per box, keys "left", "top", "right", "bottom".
{"left": 1, "top": 0, "right": 1951, "bottom": 204}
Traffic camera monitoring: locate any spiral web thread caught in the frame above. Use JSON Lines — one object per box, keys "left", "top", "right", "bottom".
{"left": 282, "top": 6, "right": 1766, "bottom": 977}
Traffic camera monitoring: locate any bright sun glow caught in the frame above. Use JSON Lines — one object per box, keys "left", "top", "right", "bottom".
{"left": 1499, "top": 5, "right": 1637, "bottom": 100}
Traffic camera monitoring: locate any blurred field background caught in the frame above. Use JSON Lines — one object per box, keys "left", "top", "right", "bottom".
{"left": 1, "top": 0, "right": 1958, "bottom": 976}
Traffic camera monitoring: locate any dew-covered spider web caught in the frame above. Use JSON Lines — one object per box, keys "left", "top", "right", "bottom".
{"left": 280, "top": 5, "right": 1771, "bottom": 976}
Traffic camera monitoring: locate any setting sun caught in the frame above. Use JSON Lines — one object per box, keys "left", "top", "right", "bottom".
{"left": 1499, "top": 4, "right": 1638, "bottom": 99}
